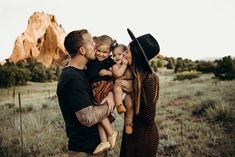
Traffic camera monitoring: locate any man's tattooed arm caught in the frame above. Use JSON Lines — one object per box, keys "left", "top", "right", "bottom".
{"left": 75, "top": 105, "right": 108, "bottom": 127}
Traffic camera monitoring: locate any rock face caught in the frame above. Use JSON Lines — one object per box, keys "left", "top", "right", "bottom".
{"left": 9, "top": 12, "right": 68, "bottom": 67}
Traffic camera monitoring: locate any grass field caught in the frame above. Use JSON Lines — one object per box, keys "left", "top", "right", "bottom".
{"left": 0, "top": 69, "right": 234, "bottom": 157}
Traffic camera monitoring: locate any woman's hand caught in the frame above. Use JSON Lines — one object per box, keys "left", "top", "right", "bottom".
{"left": 122, "top": 57, "right": 128, "bottom": 65}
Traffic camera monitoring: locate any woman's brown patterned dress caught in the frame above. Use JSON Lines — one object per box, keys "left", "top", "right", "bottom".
{"left": 120, "top": 73, "right": 159, "bottom": 157}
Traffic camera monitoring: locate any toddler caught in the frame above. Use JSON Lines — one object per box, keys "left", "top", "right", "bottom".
{"left": 112, "top": 44, "right": 134, "bottom": 134}
{"left": 86, "top": 35, "right": 117, "bottom": 154}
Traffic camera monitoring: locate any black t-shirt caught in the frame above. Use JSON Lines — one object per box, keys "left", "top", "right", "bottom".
{"left": 86, "top": 56, "right": 115, "bottom": 84}
{"left": 56, "top": 66, "right": 100, "bottom": 153}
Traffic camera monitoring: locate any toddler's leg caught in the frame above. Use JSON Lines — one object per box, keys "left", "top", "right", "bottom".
{"left": 124, "top": 94, "right": 134, "bottom": 134}
{"left": 100, "top": 118, "right": 118, "bottom": 150}
{"left": 98, "top": 124, "right": 108, "bottom": 143}
{"left": 93, "top": 119, "right": 111, "bottom": 154}
{"left": 113, "top": 85, "right": 126, "bottom": 114}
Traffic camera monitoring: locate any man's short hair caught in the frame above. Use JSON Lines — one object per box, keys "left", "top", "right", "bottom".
{"left": 64, "top": 29, "right": 88, "bottom": 58}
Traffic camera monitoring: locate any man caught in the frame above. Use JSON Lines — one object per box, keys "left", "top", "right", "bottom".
{"left": 57, "top": 29, "right": 115, "bottom": 157}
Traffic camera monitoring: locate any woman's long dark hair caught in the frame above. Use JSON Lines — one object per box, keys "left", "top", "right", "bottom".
{"left": 129, "top": 41, "right": 152, "bottom": 73}
{"left": 129, "top": 41, "right": 159, "bottom": 114}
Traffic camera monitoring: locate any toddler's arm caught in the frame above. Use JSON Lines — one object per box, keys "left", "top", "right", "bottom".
{"left": 112, "top": 58, "right": 128, "bottom": 78}
{"left": 99, "top": 69, "right": 113, "bottom": 77}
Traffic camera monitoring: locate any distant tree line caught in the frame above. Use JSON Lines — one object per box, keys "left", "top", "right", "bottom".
{"left": 0, "top": 58, "right": 61, "bottom": 88}
{"left": 150, "top": 55, "right": 235, "bottom": 80}
{"left": 1, "top": 55, "right": 234, "bottom": 87}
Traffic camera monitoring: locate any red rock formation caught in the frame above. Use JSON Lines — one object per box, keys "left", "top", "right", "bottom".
{"left": 9, "top": 11, "right": 68, "bottom": 67}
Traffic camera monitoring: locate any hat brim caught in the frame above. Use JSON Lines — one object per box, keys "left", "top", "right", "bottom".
{"left": 127, "top": 28, "right": 153, "bottom": 72}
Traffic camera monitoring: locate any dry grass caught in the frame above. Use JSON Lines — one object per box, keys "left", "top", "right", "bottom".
{"left": 157, "top": 69, "right": 235, "bottom": 157}
{"left": 0, "top": 71, "right": 235, "bottom": 157}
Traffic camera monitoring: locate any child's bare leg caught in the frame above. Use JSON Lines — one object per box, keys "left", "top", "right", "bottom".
{"left": 113, "top": 85, "right": 126, "bottom": 114}
{"left": 124, "top": 94, "right": 133, "bottom": 134}
{"left": 100, "top": 117, "right": 113, "bottom": 137}
{"left": 113, "top": 85, "right": 123, "bottom": 106}
{"left": 100, "top": 117, "right": 118, "bottom": 150}
{"left": 93, "top": 118, "right": 111, "bottom": 154}
{"left": 98, "top": 124, "right": 108, "bottom": 142}
{"left": 124, "top": 94, "right": 133, "bottom": 120}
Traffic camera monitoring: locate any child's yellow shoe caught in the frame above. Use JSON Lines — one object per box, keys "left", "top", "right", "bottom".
{"left": 93, "top": 142, "right": 111, "bottom": 154}
{"left": 117, "top": 104, "right": 126, "bottom": 114}
{"left": 108, "top": 131, "right": 118, "bottom": 150}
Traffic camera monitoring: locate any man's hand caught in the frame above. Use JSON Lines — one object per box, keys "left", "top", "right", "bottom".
{"left": 101, "top": 91, "right": 115, "bottom": 115}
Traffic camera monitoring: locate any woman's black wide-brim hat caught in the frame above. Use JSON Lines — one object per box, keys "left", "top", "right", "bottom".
{"left": 127, "top": 28, "right": 160, "bottom": 72}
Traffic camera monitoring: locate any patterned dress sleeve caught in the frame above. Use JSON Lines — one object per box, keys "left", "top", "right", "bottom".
{"left": 136, "top": 73, "right": 159, "bottom": 125}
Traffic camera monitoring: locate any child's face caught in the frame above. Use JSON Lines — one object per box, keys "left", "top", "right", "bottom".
{"left": 96, "top": 44, "right": 111, "bottom": 61}
{"left": 112, "top": 47, "right": 125, "bottom": 64}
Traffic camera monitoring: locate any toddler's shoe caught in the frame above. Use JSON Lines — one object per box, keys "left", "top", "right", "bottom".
{"left": 117, "top": 104, "right": 126, "bottom": 114}
{"left": 93, "top": 142, "right": 111, "bottom": 154}
{"left": 108, "top": 130, "right": 118, "bottom": 150}
{"left": 125, "top": 124, "right": 133, "bottom": 134}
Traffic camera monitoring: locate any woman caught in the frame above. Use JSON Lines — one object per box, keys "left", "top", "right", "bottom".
{"left": 120, "top": 29, "right": 160, "bottom": 157}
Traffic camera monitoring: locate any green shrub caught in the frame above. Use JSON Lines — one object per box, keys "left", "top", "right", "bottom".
{"left": 165, "top": 57, "right": 176, "bottom": 69}
{"left": 156, "top": 59, "right": 166, "bottom": 68}
{"left": 214, "top": 56, "right": 235, "bottom": 80}
{"left": 0, "top": 58, "right": 61, "bottom": 88}
{"left": 196, "top": 61, "right": 216, "bottom": 73}
{"left": 0, "top": 66, "right": 16, "bottom": 87}
{"left": 166, "top": 60, "right": 175, "bottom": 69}
{"left": 195, "top": 91, "right": 204, "bottom": 96}
{"left": 42, "top": 104, "right": 48, "bottom": 109}
{"left": 26, "top": 59, "right": 47, "bottom": 82}
{"left": 206, "top": 102, "right": 234, "bottom": 122}
{"left": 174, "top": 71, "right": 200, "bottom": 80}
{"left": 4, "top": 103, "right": 15, "bottom": 109}
{"left": 159, "top": 137, "right": 178, "bottom": 155}
{"left": 45, "top": 65, "right": 61, "bottom": 81}
{"left": 174, "top": 58, "right": 197, "bottom": 73}
{"left": 149, "top": 60, "right": 158, "bottom": 72}
{"left": 15, "top": 105, "right": 34, "bottom": 113}
{"left": 0, "top": 63, "right": 30, "bottom": 88}
{"left": 192, "top": 99, "right": 218, "bottom": 116}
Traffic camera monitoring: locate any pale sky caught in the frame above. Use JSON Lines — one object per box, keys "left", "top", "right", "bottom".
{"left": 0, "top": 0, "right": 235, "bottom": 61}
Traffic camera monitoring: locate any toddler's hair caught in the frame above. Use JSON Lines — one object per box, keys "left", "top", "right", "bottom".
{"left": 93, "top": 35, "right": 118, "bottom": 52}
{"left": 112, "top": 44, "right": 127, "bottom": 53}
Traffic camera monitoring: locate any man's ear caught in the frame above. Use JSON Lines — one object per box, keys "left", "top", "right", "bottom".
{"left": 79, "top": 47, "right": 86, "bottom": 55}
